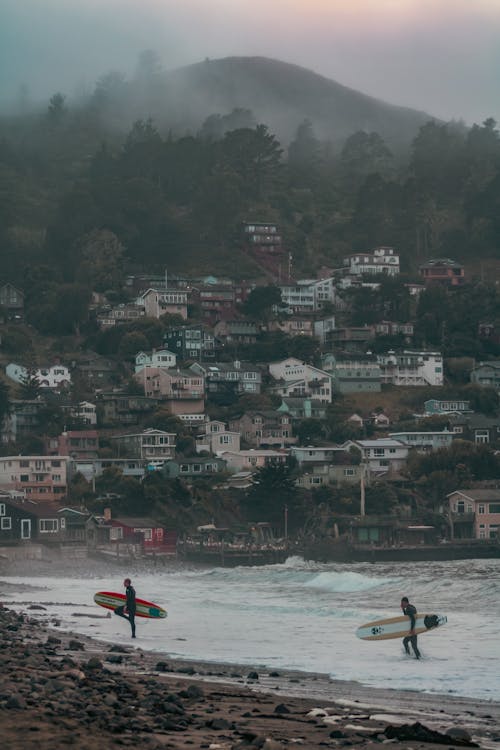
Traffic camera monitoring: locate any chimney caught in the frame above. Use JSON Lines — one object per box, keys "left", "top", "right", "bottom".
{"left": 104, "top": 507, "right": 112, "bottom": 522}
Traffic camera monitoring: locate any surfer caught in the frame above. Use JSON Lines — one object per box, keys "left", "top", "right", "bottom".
{"left": 114, "top": 578, "right": 137, "bottom": 638}
{"left": 400, "top": 596, "right": 421, "bottom": 659}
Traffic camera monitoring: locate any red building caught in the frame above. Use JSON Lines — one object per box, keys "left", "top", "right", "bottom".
{"left": 419, "top": 258, "right": 465, "bottom": 286}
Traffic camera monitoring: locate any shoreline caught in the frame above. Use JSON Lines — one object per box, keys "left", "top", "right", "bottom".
{"left": 1, "top": 606, "right": 499, "bottom": 749}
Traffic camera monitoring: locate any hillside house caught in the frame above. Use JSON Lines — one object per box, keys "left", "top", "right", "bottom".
{"left": 134, "top": 367, "right": 205, "bottom": 415}
{"left": 343, "top": 439, "right": 408, "bottom": 476}
{"left": 109, "top": 429, "right": 176, "bottom": 462}
{"left": 229, "top": 411, "right": 295, "bottom": 449}
{"left": 164, "top": 325, "right": 216, "bottom": 362}
{"left": 322, "top": 354, "right": 382, "bottom": 394}
{"left": 447, "top": 489, "right": 500, "bottom": 540}
{"left": 470, "top": 361, "right": 500, "bottom": 389}
{"left": 191, "top": 361, "right": 262, "bottom": 396}
{"left": 6, "top": 363, "right": 71, "bottom": 390}
{"left": 0, "top": 456, "right": 69, "bottom": 502}
{"left": 419, "top": 258, "right": 465, "bottom": 286}
{"left": 343, "top": 246, "right": 400, "bottom": 277}
{"left": 0, "top": 283, "right": 24, "bottom": 320}
{"left": 221, "top": 450, "right": 288, "bottom": 473}
{"left": 389, "top": 430, "right": 454, "bottom": 452}
{"left": 269, "top": 358, "right": 332, "bottom": 403}
{"left": 139, "top": 288, "right": 188, "bottom": 320}
{"left": 135, "top": 349, "right": 177, "bottom": 372}
{"left": 377, "top": 350, "right": 443, "bottom": 387}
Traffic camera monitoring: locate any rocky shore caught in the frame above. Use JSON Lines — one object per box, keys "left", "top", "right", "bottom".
{"left": 1, "top": 605, "right": 500, "bottom": 750}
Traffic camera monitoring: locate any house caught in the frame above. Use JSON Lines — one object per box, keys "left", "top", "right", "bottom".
{"left": 313, "top": 315, "right": 337, "bottom": 344}
{"left": 72, "top": 458, "right": 147, "bottom": 484}
{"left": 375, "top": 320, "right": 414, "bottom": 338}
{"left": 213, "top": 320, "right": 259, "bottom": 345}
{"left": 447, "top": 414, "right": 500, "bottom": 445}
{"left": 348, "top": 516, "right": 438, "bottom": 547}
{"left": 71, "top": 401, "right": 97, "bottom": 425}
{"left": 419, "top": 258, "right": 465, "bottom": 286}
{"left": 0, "top": 497, "right": 88, "bottom": 544}
{"left": 269, "top": 317, "right": 315, "bottom": 337}
{"left": 162, "top": 457, "right": 227, "bottom": 479}
{"left": 424, "top": 399, "right": 472, "bottom": 416}
{"left": 139, "top": 288, "right": 188, "bottom": 320}
{"left": 228, "top": 411, "right": 295, "bottom": 449}
{"left": 195, "top": 284, "right": 237, "bottom": 324}
{"left": 321, "top": 354, "right": 382, "bottom": 394}
{"left": 0, "top": 456, "right": 69, "bottom": 502}
{"left": 191, "top": 361, "right": 262, "bottom": 396}
{"left": 1, "top": 399, "right": 45, "bottom": 444}
{"left": 164, "top": 324, "right": 216, "bottom": 362}
{"left": 342, "top": 439, "right": 409, "bottom": 476}
{"left": 96, "top": 303, "right": 146, "bottom": 328}
{"left": 289, "top": 445, "right": 344, "bottom": 466}
{"left": 277, "top": 397, "right": 329, "bottom": 421}
{"left": 195, "top": 428, "right": 241, "bottom": 455}
{"left": 295, "top": 462, "right": 366, "bottom": 490}
{"left": 97, "top": 392, "right": 158, "bottom": 426}
{"left": 109, "top": 429, "right": 176, "bottom": 462}
{"left": 279, "top": 276, "right": 337, "bottom": 313}
{"left": 46, "top": 430, "right": 99, "bottom": 460}
{"left": 377, "top": 350, "right": 443, "bottom": 387}
{"left": 470, "top": 361, "right": 500, "bottom": 389}
{"left": 323, "top": 326, "right": 375, "bottom": 351}
{"left": 220, "top": 450, "right": 288, "bottom": 473}
{"left": 74, "top": 354, "right": 118, "bottom": 388}
{"left": 269, "top": 358, "right": 332, "bottom": 403}
{"left": 93, "top": 512, "right": 177, "bottom": 555}
{"left": 389, "top": 430, "right": 454, "bottom": 452}
{"left": 134, "top": 367, "right": 205, "bottom": 415}
{"left": 0, "top": 283, "right": 24, "bottom": 320}
{"left": 447, "top": 489, "right": 500, "bottom": 540}
{"left": 343, "top": 246, "right": 400, "bottom": 277}
{"left": 135, "top": 348, "right": 177, "bottom": 373}
{"left": 6, "top": 363, "right": 71, "bottom": 390}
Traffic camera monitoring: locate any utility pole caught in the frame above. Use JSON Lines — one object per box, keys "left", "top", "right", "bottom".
{"left": 360, "top": 467, "right": 366, "bottom": 517}
{"left": 284, "top": 504, "right": 288, "bottom": 540}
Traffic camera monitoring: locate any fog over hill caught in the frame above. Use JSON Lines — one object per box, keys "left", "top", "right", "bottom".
{"left": 157, "top": 56, "right": 435, "bottom": 148}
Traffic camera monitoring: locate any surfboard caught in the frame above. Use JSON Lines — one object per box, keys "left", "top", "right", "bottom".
{"left": 356, "top": 613, "right": 447, "bottom": 641}
{"left": 94, "top": 591, "right": 167, "bottom": 619}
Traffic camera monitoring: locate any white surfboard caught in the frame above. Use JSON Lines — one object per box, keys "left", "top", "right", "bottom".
{"left": 356, "top": 613, "right": 447, "bottom": 641}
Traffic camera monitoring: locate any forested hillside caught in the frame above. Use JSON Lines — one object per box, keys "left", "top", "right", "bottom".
{"left": 1, "top": 56, "right": 499, "bottom": 289}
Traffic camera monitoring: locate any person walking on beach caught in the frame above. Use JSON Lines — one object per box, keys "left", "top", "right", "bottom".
{"left": 114, "top": 578, "right": 136, "bottom": 638}
{"left": 400, "top": 596, "right": 420, "bottom": 659}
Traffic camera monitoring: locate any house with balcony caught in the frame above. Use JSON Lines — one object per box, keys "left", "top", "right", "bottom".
{"left": 97, "top": 392, "right": 158, "bottom": 426}
{"left": 269, "top": 358, "right": 332, "bottom": 403}
{"left": 375, "top": 320, "right": 414, "bottom": 338}
{"left": 322, "top": 325, "right": 375, "bottom": 351}
{"left": 71, "top": 401, "right": 97, "bottom": 425}
{"left": 1, "top": 399, "right": 45, "bottom": 444}
{"left": 0, "top": 456, "right": 69, "bottom": 502}
{"left": 72, "top": 458, "right": 147, "bottom": 483}
{"left": 269, "top": 317, "right": 315, "bottom": 338}
{"left": 96, "top": 303, "right": 146, "bottom": 328}
{"left": 342, "top": 439, "right": 408, "bottom": 476}
{"left": 321, "top": 354, "right": 382, "bottom": 394}
{"left": 343, "top": 246, "right": 400, "bottom": 277}
{"left": 195, "top": 428, "right": 241, "bottom": 455}
{"left": 289, "top": 444, "right": 346, "bottom": 466}
{"left": 470, "top": 361, "right": 500, "bottom": 389}
{"left": 190, "top": 361, "right": 262, "bottom": 397}
{"left": 109, "top": 429, "right": 176, "bottom": 462}
{"left": 377, "top": 350, "right": 443, "bottom": 386}
{"left": 447, "top": 489, "right": 500, "bottom": 540}
{"left": 419, "top": 258, "right": 465, "bottom": 287}
{"left": 135, "top": 348, "right": 177, "bottom": 373}
{"left": 134, "top": 367, "right": 205, "bottom": 415}
{"left": 389, "top": 430, "right": 454, "bottom": 453}
{"left": 295, "top": 458, "right": 364, "bottom": 488}
{"left": 139, "top": 288, "right": 188, "bottom": 320}
{"left": 213, "top": 319, "right": 259, "bottom": 345}
{"left": 229, "top": 411, "right": 295, "bottom": 449}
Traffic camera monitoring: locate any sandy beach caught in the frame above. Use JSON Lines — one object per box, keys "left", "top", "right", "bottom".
{"left": 1, "top": 601, "right": 499, "bottom": 750}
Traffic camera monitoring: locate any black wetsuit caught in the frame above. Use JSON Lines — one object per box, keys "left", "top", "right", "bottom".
{"left": 115, "top": 584, "right": 137, "bottom": 637}
{"left": 402, "top": 603, "right": 420, "bottom": 659}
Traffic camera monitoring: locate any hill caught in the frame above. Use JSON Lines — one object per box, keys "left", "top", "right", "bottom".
{"left": 153, "top": 56, "right": 434, "bottom": 149}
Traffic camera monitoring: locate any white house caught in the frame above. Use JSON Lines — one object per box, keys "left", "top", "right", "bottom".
{"left": 72, "top": 401, "right": 97, "bottom": 426}
{"left": 196, "top": 430, "right": 241, "bottom": 456}
{"left": 343, "top": 439, "right": 408, "bottom": 475}
{"left": 279, "top": 276, "right": 337, "bottom": 313}
{"left": 139, "top": 288, "right": 188, "bottom": 320}
{"left": 343, "top": 246, "right": 400, "bottom": 277}
{"left": 6, "top": 363, "right": 71, "bottom": 389}
{"left": 377, "top": 350, "right": 443, "bottom": 387}
{"left": 135, "top": 349, "right": 177, "bottom": 373}
{"left": 290, "top": 445, "right": 345, "bottom": 465}
{"left": 109, "top": 429, "right": 176, "bottom": 462}
{"left": 269, "top": 358, "right": 332, "bottom": 403}
{"left": 389, "top": 430, "right": 454, "bottom": 452}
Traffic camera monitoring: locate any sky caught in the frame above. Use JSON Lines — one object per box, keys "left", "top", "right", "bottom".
{"left": 1, "top": 0, "right": 499, "bottom": 124}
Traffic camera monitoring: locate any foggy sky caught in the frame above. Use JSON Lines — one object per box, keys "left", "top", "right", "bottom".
{"left": 1, "top": 0, "right": 499, "bottom": 125}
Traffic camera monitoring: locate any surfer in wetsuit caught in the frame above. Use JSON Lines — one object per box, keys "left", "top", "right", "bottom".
{"left": 400, "top": 596, "right": 420, "bottom": 659}
{"left": 114, "top": 578, "right": 136, "bottom": 638}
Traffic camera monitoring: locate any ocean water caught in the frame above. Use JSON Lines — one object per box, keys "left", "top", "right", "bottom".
{"left": 2, "top": 557, "right": 499, "bottom": 702}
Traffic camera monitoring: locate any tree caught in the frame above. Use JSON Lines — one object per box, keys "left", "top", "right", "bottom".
{"left": 287, "top": 119, "right": 322, "bottom": 186}
{"left": 0, "top": 380, "right": 11, "bottom": 424}
{"left": 220, "top": 125, "right": 283, "bottom": 199}
{"left": 74, "top": 229, "right": 125, "bottom": 291}
{"left": 242, "top": 460, "right": 301, "bottom": 530}
{"left": 243, "top": 285, "right": 282, "bottom": 320}
{"left": 47, "top": 93, "right": 67, "bottom": 126}
{"left": 18, "top": 367, "right": 41, "bottom": 400}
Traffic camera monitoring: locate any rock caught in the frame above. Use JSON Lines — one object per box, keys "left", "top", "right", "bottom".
{"left": 155, "top": 660, "right": 169, "bottom": 671}
{"left": 384, "top": 722, "right": 478, "bottom": 746}
{"left": 446, "top": 727, "right": 473, "bottom": 742}
{"left": 329, "top": 730, "right": 347, "bottom": 739}
{"left": 6, "top": 695, "right": 26, "bottom": 709}
{"left": 68, "top": 639, "right": 85, "bottom": 651}
{"left": 106, "top": 654, "right": 123, "bottom": 664}
{"left": 274, "top": 703, "right": 290, "bottom": 714}
{"left": 185, "top": 684, "right": 204, "bottom": 699}
{"left": 247, "top": 671, "right": 259, "bottom": 681}
{"left": 86, "top": 657, "right": 102, "bottom": 670}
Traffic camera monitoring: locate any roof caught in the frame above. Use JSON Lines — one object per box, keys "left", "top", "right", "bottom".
{"left": 447, "top": 489, "right": 500, "bottom": 501}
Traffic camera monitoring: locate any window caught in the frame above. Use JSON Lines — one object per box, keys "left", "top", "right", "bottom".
{"left": 344, "top": 468, "right": 355, "bottom": 476}
{"left": 110, "top": 527, "right": 123, "bottom": 540}
{"left": 0, "top": 504, "right": 5, "bottom": 516}
{"left": 40, "top": 519, "right": 59, "bottom": 533}
{"left": 374, "top": 448, "right": 385, "bottom": 457}
{"left": 20, "top": 460, "right": 29, "bottom": 468}
{"left": 1, "top": 517, "right": 11, "bottom": 530}
{"left": 52, "top": 475, "right": 61, "bottom": 482}
{"left": 478, "top": 504, "right": 485, "bottom": 514}
{"left": 489, "top": 504, "right": 500, "bottom": 514}
{"left": 475, "top": 430, "right": 489, "bottom": 444}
